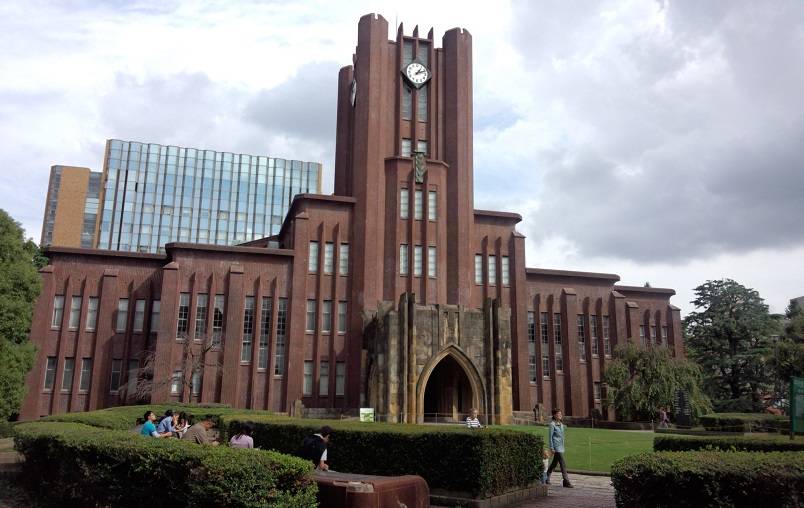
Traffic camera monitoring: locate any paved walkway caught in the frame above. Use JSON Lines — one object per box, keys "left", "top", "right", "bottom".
{"left": 514, "top": 472, "right": 616, "bottom": 508}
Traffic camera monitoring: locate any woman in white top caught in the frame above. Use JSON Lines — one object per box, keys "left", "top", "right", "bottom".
{"left": 466, "top": 408, "right": 483, "bottom": 429}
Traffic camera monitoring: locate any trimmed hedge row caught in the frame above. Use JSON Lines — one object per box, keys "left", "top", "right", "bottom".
{"left": 699, "top": 412, "right": 790, "bottom": 433}
{"left": 225, "top": 416, "right": 543, "bottom": 498}
{"left": 655, "top": 433, "right": 804, "bottom": 452}
{"left": 13, "top": 421, "right": 316, "bottom": 508}
{"left": 612, "top": 451, "right": 804, "bottom": 508}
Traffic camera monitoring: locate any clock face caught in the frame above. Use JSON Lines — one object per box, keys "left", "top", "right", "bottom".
{"left": 403, "top": 62, "right": 430, "bottom": 88}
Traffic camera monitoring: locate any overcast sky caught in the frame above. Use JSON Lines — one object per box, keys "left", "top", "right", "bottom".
{"left": 1, "top": 0, "right": 802, "bottom": 315}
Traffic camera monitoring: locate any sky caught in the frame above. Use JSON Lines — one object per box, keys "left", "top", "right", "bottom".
{"left": 1, "top": 0, "right": 802, "bottom": 316}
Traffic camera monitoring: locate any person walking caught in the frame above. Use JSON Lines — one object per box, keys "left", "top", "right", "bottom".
{"left": 545, "top": 408, "right": 573, "bottom": 488}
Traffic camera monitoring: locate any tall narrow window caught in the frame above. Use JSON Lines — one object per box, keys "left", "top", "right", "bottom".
{"left": 554, "top": 313, "right": 563, "bottom": 372}
{"left": 195, "top": 294, "right": 208, "bottom": 340}
{"left": 212, "top": 295, "right": 225, "bottom": 345}
{"left": 339, "top": 243, "right": 349, "bottom": 275}
{"left": 274, "top": 298, "right": 288, "bottom": 376}
{"left": 324, "top": 242, "right": 334, "bottom": 274}
{"left": 336, "top": 361, "right": 345, "bottom": 396}
{"left": 150, "top": 300, "right": 160, "bottom": 333}
{"left": 338, "top": 302, "right": 347, "bottom": 333}
{"left": 306, "top": 300, "right": 316, "bottom": 332}
{"left": 127, "top": 359, "right": 138, "bottom": 396}
{"left": 639, "top": 325, "right": 647, "bottom": 346}
{"left": 176, "top": 294, "right": 189, "bottom": 337}
{"left": 540, "top": 312, "right": 549, "bottom": 346}
{"left": 402, "top": 87, "right": 412, "bottom": 119}
{"left": 191, "top": 370, "right": 201, "bottom": 396}
{"left": 400, "top": 244, "right": 409, "bottom": 275}
{"left": 319, "top": 360, "right": 329, "bottom": 396}
{"left": 61, "top": 358, "right": 75, "bottom": 391}
{"left": 69, "top": 296, "right": 81, "bottom": 329}
{"left": 417, "top": 89, "right": 428, "bottom": 121}
{"left": 401, "top": 138, "right": 412, "bottom": 157}
{"left": 52, "top": 296, "right": 64, "bottom": 328}
{"left": 475, "top": 255, "right": 483, "bottom": 284}
{"left": 577, "top": 315, "right": 587, "bottom": 361}
{"left": 308, "top": 241, "right": 319, "bottom": 273}
{"left": 488, "top": 255, "right": 497, "bottom": 285}
{"left": 79, "top": 358, "right": 92, "bottom": 392}
{"left": 133, "top": 299, "right": 145, "bottom": 332}
{"left": 241, "top": 297, "right": 255, "bottom": 362}
{"left": 303, "top": 361, "right": 313, "bottom": 395}
{"left": 603, "top": 316, "right": 611, "bottom": 356}
{"left": 109, "top": 359, "right": 122, "bottom": 393}
{"left": 400, "top": 189, "right": 409, "bottom": 219}
{"left": 170, "top": 370, "right": 182, "bottom": 395}
{"left": 322, "top": 300, "right": 332, "bottom": 333}
{"left": 44, "top": 357, "right": 56, "bottom": 390}
{"left": 661, "top": 326, "right": 668, "bottom": 346}
{"left": 116, "top": 298, "right": 129, "bottom": 333}
{"left": 428, "top": 246, "right": 436, "bottom": 278}
{"left": 651, "top": 325, "right": 657, "bottom": 344}
{"left": 414, "top": 190, "right": 423, "bottom": 220}
{"left": 413, "top": 245, "right": 423, "bottom": 276}
{"left": 590, "top": 315, "right": 599, "bottom": 356}
{"left": 594, "top": 382, "right": 602, "bottom": 401}
{"left": 542, "top": 354, "right": 550, "bottom": 378}
{"left": 501, "top": 256, "right": 510, "bottom": 286}
{"left": 428, "top": 191, "right": 437, "bottom": 220}
{"left": 259, "top": 297, "right": 272, "bottom": 369}
{"left": 528, "top": 312, "right": 537, "bottom": 383}
{"left": 416, "top": 139, "right": 428, "bottom": 155}
{"left": 86, "top": 297, "right": 98, "bottom": 331}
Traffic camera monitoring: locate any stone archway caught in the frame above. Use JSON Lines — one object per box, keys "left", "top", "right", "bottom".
{"left": 415, "top": 346, "right": 486, "bottom": 424}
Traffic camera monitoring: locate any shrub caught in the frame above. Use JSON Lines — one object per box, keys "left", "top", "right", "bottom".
{"left": 654, "top": 434, "right": 804, "bottom": 452}
{"left": 223, "top": 416, "right": 543, "bottom": 498}
{"left": 699, "top": 413, "right": 790, "bottom": 433}
{"left": 0, "top": 420, "right": 15, "bottom": 438}
{"left": 13, "top": 421, "right": 316, "bottom": 508}
{"left": 612, "top": 451, "right": 804, "bottom": 508}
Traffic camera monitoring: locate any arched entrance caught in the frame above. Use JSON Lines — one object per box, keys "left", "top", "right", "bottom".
{"left": 422, "top": 354, "right": 478, "bottom": 423}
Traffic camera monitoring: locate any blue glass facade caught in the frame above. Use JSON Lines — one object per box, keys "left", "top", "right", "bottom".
{"left": 97, "top": 139, "right": 321, "bottom": 253}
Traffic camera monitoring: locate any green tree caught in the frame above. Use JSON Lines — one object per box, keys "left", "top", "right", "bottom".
{"left": 683, "top": 279, "right": 779, "bottom": 412}
{"left": 0, "top": 209, "right": 42, "bottom": 420}
{"left": 602, "top": 342, "right": 711, "bottom": 421}
{"left": 769, "top": 301, "right": 804, "bottom": 409}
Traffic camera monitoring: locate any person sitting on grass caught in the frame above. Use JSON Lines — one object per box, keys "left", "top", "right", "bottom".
{"left": 174, "top": 411, "right": 190, "bottom": 438}
{"left": 156, "top": 409, "right": 177, "bottom": 436}
{"left": 181, "top": 417, "right": 219, "bottom": 445}
{"left": 466, "top": 408, "right": 483, "bottom": 429}
{"left": 298, "top": 425, "right": 332, "bottom": 471}
{"left": 229, "top": 421, "right": 255, "bottom": 449}
{"left": 139, "top": 410, "right": 171, "bottom": 438}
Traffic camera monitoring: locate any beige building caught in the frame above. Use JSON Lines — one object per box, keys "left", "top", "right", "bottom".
{"left": 41, "top": 166, "right": 101, "bottom": 248}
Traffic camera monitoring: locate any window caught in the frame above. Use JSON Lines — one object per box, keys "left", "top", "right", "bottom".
{"left": 413, "top": 245, "right": 423, "bottom": 277}
{"left": 414, "top": 190, "right": 423, "bottom": 220}
{"left": 303, "top": 361, "right": 313, "bottom": 396}
{"left": 400, "top": 244, "right": 409, "bottom": 275}
{"left": 416, "top": 139, "right": 428, "bottom": 155}
{"left": 651, "top": 325, "right": 657, "bottom": 344}
{"left": 400, "top": 189, "right": 409, "bottom": 219}
{"left": 79, "top": 359, "right": 92, "bottom": 392}
{"left": 527, "top": 312, "right": 537, "bottom": 383}
{"left": 555, "top": 353, "right": 564, "bottom": 372}
{"left": 52, "top": 296, "right": 64, "bottom": 328}
{"left": 554, "top": 314, "right": 562, "bottom": 345}
{"left": 540, "top": 312, "right": 549, "bottom": 346}
{"left": 212, "top": 295, "right": 225, "bottom": 345}
{"left": 661, "top": 326, "right": 668, "bottom": 346}
{"left": 306, "top": 300, "right": 317, "bottom": 332}
{"left": 475, "top": 255, "right": 483, "bottom": 284}
{"left": 274, "top": 298, "right": 288, "bottom": 376}
{"left": 191, "top": 370, "right": 201, "bottom": 396}
{"left": 324, "top": 242, "right": 334, "bottom": 274}
{"left": 127, "top": 359, "right": 138, "bottom": 396}
{"left": 336, "top": 362, "right": 345, "bottom": 396}
{"left": 428, "top": 246, "right": 436, "bottom": 278}
{"left": 195, "top": 294, "right": 208, "bottom": 340}
{"left": 603, "top": 316, "right": 611, "bottom": 356}
{"left": 61, "top": 358, "right": 75, "bottom": 391}
{"left": 417, "top": 88, "right": 428, "bottom": 121}
{"left": 590, "top": 315, "right": 599, "bottom": 356}
{"left": 639, "top": 325, "right": 647, "bottom": 346}
{"left": 308, "top": 241, "right": 319, "bottom": 273}
{"left": 338, "top": 302, "right": 347, "bottom": 333}
{"left": 150, "top": 300, "right": 160, "bottom": 333}
{"left": 85, "top": 297, "right": 98, "bottom": 331}
{"left": 44, "top": 356, "right": 57, "bottom": 390}
{"left": 241, "top": 297, "right": 255, "bottom": 362}
{"left": 319, "top": 360, "right": 330, "bottom": 396}
{"left": 109, "top": 359, "right": 122, "bottom": 393}
{"left": 594, "top": 382, "right": 602, "bottom": 401}
{"left": 322, "top": 300, "right": 332, "bottom": 333}
{"left": 401, "top": 138, "right": 412, "bottom": 157}
{"left": 542, "top": 354, "right": 550, "bottom": 378}
{"left": 577, "top": 315, "right": 587, "bottom": 361}
{"left": 501, "top": 256, "right": 510, "bottom": 286}
{"left": 488, "top": 255, "right": 497, "bottom": 285}
{"left": 170, "top": 370, "right": 182, "bottom": 395}
{"left": 402, "top": 87, "right": 412, "bottom": 119}
{"left": 116, "top": 298, "right": 129, "bottom": 333}
{"left": 176, "top": 293, "right": 189, "bottom": 337}
{"left": 428, "top": 191, "right": 437, "bottom": 220}
{"left": 69, "top": 296, "right": 81, "bottom": 329}
{"left": 339, "top": 244, "right": 349, "bottom": 275}
{"left": 259, "top": 297, "right": 272, "bottom": 369}
{"left": 133, "top": 299, "right": 145, "bottom": 332}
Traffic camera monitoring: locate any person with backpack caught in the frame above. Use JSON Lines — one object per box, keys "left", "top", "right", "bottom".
{"left": 298, "top": 425, "right": 332, "bottom": 470}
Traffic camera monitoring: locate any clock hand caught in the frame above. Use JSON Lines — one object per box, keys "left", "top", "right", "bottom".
{"left": 415, "top": 69, "right": 425, "bottom": 76}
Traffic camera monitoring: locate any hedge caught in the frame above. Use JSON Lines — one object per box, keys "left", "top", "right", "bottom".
{"left": 224, "top": 416, "right": 543, "bottom": 498}
{"left": 655, "top": 434, "right": 804, "bottom": 453}
{"left": 13, "top": 421, "right": 316, "bottom": 508}
{"left": 612, "top": 451, "right": 804, "bottom": 508}
{"left": 699, "top": 413, "right": 790, "bottom": 433}
{"left": 0, "top": 420, "right": 15, "bottom": 438}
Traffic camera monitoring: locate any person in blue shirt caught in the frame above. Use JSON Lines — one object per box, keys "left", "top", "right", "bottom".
{"left": 156, "top": 409, "right": 177, "bottom": 435}
{"left": 140, "top": 410, "right": 160, "bottom": 437}
{"left": 545, "top": 408, "right": 573, "bottom": 488}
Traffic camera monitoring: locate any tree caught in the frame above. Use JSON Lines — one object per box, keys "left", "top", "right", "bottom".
{"left": 683, "top": 279, "right": 780, "bottom": 412}
{"left": 0, "top": 209, "right": 42, "bottom": 420}
{"left": 603, "top": 342, "right": 711, "bottom": 421}
{"left": 769, "top": 301, "right": 804, "bottom": 410}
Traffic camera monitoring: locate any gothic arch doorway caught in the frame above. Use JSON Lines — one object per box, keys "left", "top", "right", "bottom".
{"left": 417, "top": 347, "right": 485, "bottom": 423}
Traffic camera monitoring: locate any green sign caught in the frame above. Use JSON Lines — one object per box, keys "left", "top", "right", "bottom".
{"left": 359, "top": 408, "right": 375, "bottom": 423}
{"left": 792, "top": 377, "right": 804, "bottom": 434}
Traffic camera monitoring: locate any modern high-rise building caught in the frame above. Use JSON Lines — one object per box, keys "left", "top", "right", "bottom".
{"left": 40, "top": 166, "right": 102, "bottom": 248}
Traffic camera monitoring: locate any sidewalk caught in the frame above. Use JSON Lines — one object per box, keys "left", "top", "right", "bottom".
{"left": 514, "top": 472, "right": 616, "bottom": 508}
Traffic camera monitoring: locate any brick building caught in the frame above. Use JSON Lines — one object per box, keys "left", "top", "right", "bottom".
{"left": 20, "top": 14, "right": 683, "bottom": 422}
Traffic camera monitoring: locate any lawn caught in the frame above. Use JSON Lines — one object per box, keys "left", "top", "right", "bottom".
{"left": 507, "top": 425, "right": 655, "bottom": 473}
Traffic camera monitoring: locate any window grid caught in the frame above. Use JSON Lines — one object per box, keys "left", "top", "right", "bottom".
{"left": 306, "top": 300, "right": 316, "bottom": 332}
{"left": 195, "top": 294, "right": 208, "bottom": 340}
{"left": 79, "top": 358, "right": 92, "bottom": 392}
{"left": 661, "top": 326, "right": 668, "bottom": 346}
{"left": 414, "top": 190, "right": 423, "bottom": 220}
{"left": 116, "top": 298, "right": 129, "bottom": 333}
{"left": 319, "top": 360, "right": 329, "bottom": 397}
{"left": 590, "top": 315, "right": 599, "bottom": 356}
{"left": 527, "top": 312, "right": 537, "bottom": 383}
{"left": 322, "top": 300, "right": 332, "bottom": 333}
{"left": 323, "top": 242, "right": 334, "bottom": 274}
{"left": 241, "top": 297, "right": 255, "bottom": 362}
{"left": 86, "top": 297, "right": 99, "bottom": 331}
{"left": 52, "top": 296, "right": 65, "bottom": 328}
{"left": 577, "top": 315, "right": 587, "bottom": 362}
{"left": 258, "top": 297, "right": 272, "bottom": 369}
{"left": 44, "top": 357, "right": 56, "bottom": 390}
{"left": 274, "top": 298, "right": 288, "bottom": 376}
{"left": 427, "top": 191, "right": 437, "bottom": 220}
{"left": 413, "top": 245, "right": 423, "bottom": 277}
{"left": 400, "top": 189, "right": 409, "bottom": 219}
{"left": 176, "top": 293, "right": 189, "bottom": 337}
{"left": 603, "top": 316, "right": 611, "bottom": 356}
{"left": 303, "top": 361, "right": 313, "bottom": 395}
{"left": 428, "top": 246, "right": 436, "bottom": 278}
{"left": 61, "top": 358, "right": 75, "bottom": 391}
{"left": 150, "top": 300, "right": 160, "bottom": 334}
{"left": 336, "top": 361, "right": 346, "bottom": 396}
{"left": 133, "top": 299, "right": 145, "bottom": 332}
{"left": 554, "top": 313, "right": 563, "bottom": 372}
{"left": 400, "top": 244, "right": 409, "bottom": 275}
{"left": 69, "top": 296, "right": 81, "bottom": 329}
{"left": 501, "top": 256, "right": 510, "bottom": 286}
{"left": 338, "top": 301, "right": 347, "bottom": 334}
{"left": 212, "top": 295, "right": 225, "bottom": 345}
{"left": 639, "top": 325, "right": 647, "bottom": 346}
{"left": 488, "top": 255, "right": 497, "bottom": 285}
{"left": 109, "top": 359, "right": 122, "bottom": 393}
{"left": 308, "top": 241, "right": 319, "bottom": 273}
{"left": 170, "top": 370, "right": 182, "bottom": 395}
{"left": 474, "top": 255, "right": 483, "bottom": 284}
{"left": 339, "top": 243, "right": 349, "bottom": 275}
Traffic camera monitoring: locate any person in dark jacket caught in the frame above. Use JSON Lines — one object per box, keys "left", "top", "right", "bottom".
{"left": 299, "top": 425, "right": 332, "bottom": 470}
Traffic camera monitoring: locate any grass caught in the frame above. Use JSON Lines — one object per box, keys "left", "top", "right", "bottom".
{"left": 507, "top": 425, "right": 655, "bottom": 473}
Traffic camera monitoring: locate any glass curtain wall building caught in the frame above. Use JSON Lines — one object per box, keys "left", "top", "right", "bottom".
{"left": 97, "top": 139, "right": 322, "bottom": 253}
